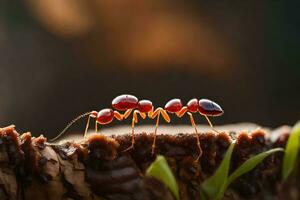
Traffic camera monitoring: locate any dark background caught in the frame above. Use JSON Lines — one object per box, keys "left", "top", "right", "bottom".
{"left": 0, "top": 1, "right": 299, "bottom": 138}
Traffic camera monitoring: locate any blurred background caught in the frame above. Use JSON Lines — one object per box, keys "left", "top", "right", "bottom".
{"left": 0, "top": 0, "right": 299, "bottom": 138}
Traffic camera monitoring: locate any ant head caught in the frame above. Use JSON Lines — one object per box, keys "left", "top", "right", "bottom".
{"left": 97, "top": 108, "right": 115, "bottom": 124}
{"left": 90, "top": 111, "right": 98, "bottom": 118}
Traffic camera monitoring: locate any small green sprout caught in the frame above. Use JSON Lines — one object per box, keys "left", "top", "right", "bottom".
{"left": 200, "top": 142, "right": 235, "bottom": 200}
{"left": 282, "top": 121, "right": 300, "bottom": 180}
{"left": 146, "top": 155, "right": 180, "bottom": 200}
{"left": 201, "top": 141, "right": 283, "bottom": 200}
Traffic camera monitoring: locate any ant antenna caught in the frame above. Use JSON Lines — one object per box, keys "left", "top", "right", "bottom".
{"left": 49, "top": 112, "right": 92, "bottom": 142}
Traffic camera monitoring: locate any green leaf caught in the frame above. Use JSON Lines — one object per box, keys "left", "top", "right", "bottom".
{"left": 200, "top": 142, "right": 235, "bottom": 200}
{"left": 215, "top": 147, "right": 285, "bottom": 199}
{"left": 282, "top": 121, "right": 300, "bottom": 180}
{"left": 228, "top": 148, "right": 284, "bottom": 186}
{"left": 216, "top": 148, "right": 284, "bottom": 199}
{"left": 146, "top": 155, "right": 180, "bottom": 200}
{"left": 200, "top": 140, "right": 283, "bottom": 200}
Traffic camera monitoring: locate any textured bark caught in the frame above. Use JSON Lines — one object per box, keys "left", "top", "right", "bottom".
{"left": 0, "top": 124, "right": 298, "bottom": 200}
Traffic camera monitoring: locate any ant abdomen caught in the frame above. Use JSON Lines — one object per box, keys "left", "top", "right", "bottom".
{"left": 198, "top": 99, "right": 224, "bottom": 116}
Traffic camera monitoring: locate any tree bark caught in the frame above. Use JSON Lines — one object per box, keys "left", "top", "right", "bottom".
{"left": 0, "top": 124, "right": 298, "bottom": 200}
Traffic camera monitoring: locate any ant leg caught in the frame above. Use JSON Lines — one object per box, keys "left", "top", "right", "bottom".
{"left": 176, "top": 106, "right": 188, "bottom": 117}
{"left": 187, "top": 112, "right": 202, "bottom": 162}
{"left": 124, "top": 110, "right": 147, "bottom": 152}
{"left": 147, "top": 107, "right": 154, "bottom": 118}
{"left": 203, "top": 115, "right": 220, "bottom": 134}
{"left": 149, "top": 108, "right": 170, "bottom": 154}
{"left": 114, "top": 111, "right": 124, "bottom": 121}
{"left": 123, "top": 109, "right": 133, "bottom": 119}
{"left": 124, "top": 110, "right": 137, "bottom": 151}
{"left": 124, "top": 115, "right": 136, "bottom": 152}
{"left": 136, "top": 110, "right": 147, "bottom": 120}
{"left": 152, "top": 111, "right": 161, "bottom": 154}
{"left": 95, "top": 121, "right": 98, "bottom": 133}
{"left": 83, "top": 115, "right": 91, "bottom": 138}
{"left": 160, "top": 109, "right": 171, "bottom": 123}
{"left": 149, "top": 107, "right": 170, "bottom": 122}
{"left": 148, "top": 107, "right": 163, "bottom": 119}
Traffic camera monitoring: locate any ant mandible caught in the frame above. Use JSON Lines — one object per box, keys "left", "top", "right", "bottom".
{"left": 151, "top": 98, "right": 224, "bottom": 160}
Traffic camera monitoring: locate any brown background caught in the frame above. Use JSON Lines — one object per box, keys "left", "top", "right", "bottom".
{"left": 0, "top": 1, "right": 299, "bottom": 138}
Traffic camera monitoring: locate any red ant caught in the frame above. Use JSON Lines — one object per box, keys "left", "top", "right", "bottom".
{"left": 50, "top": 95, "right": 224, "bottom": 161}
{"left": 50, "top": 94, "right": 155, "bottom": 152}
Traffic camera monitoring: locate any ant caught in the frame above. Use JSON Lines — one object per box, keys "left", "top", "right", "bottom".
{"left": 50, "top": 94, "right": 156, "bottom": 152}
{"left": 151, "top": 98, "right": 224, "bottom": 160}
{"left": 50, "top": 95, "right": 224, "bottom": 161}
